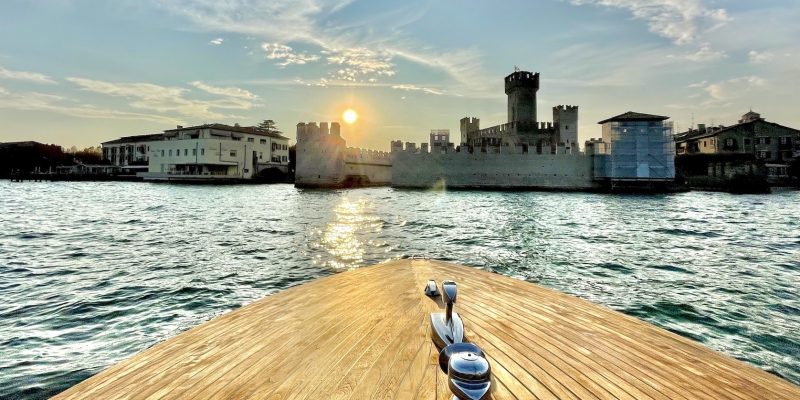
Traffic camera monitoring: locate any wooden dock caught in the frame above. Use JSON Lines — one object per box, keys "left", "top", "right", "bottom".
{"left": 55, "top": 259, "right": 800, "bottom": 399}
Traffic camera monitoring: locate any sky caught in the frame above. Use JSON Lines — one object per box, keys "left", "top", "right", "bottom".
{"left": 0, "top": 0, "right": 798, "bottom": 150}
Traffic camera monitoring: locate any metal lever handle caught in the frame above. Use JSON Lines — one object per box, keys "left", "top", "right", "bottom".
{"left": 442, "top": 280, "right": 457, "bottom": 325}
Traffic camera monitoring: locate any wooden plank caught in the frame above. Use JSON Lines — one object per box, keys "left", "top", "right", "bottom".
{"left": 54, "top": 260, "right": 800, "bottom": 400}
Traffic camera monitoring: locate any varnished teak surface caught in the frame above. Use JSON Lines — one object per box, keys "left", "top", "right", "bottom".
{"left": 55, "top": 260, "right": 800, "bottom": 399}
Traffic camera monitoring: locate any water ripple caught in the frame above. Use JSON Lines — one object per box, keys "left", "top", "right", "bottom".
{"left": 0, "top": 182, "right": 798, "bottom": 398}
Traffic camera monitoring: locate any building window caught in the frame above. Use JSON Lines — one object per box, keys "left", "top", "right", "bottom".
{"left": 161, "top": 150, "right": 165, "bottom": 156}
{"left": 259, "top": 152, "right": 263, "bottom": 160}
{"left": 192, "top": 148, "right": 196, "bottom": 156}
{"left": 780, "top": 137, "right": 792, "bottom": 145}
{"left": 201, "top": 148, "right": 205, "bottom": 156}
{"left": 725, "top": 138, "right": 735, "bottom": 147}
{"left": 282, "top": 156, "right": 287, "bottom": 162}
{"left": 230, "top": 150, "right": 237, "bottom": 157}
{"left": 184, "top": 149, "right": 188, "bottom": 156}
{"left": 756, "top": 137, "right": 771, "bottom": 145}
{"left": 260, "top": 139, "right": 267, "bottom": 144}
{"left": 247, "top": 137, "right": 254, "bottom": 143}
{"left": 168, "top": 149, "right": 172, "bottom": 156}
{"left": 757, "top": 151, "right": 771, "bottom": 159}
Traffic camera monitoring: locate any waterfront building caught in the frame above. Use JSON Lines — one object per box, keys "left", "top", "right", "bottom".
{"left": 674, "top": 111, "right": 800, "bottom": 186}
{"left": 589, "top": 112, "right": 676, "bottom": 186}
{"left": 140, "top": 123, "right": 290, "bottom": 182}
{"left": 0, "top": 141, "right": 66, "bottom": 175}
{"left": 101, "top": 133, "right": 164, "bottom": 176}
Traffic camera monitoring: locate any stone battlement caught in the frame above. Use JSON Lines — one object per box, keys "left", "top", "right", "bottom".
{"left": 390, "top": 140, "right": 578, "bottom": 156}
{"left": 553, "top": 105, "right": 578, "bottom": 112}
{"left": 345, "top": 147, "right": 391, "bottom": 165}
{"left": 296, "top": 121, "right": 342, "bottom": 140}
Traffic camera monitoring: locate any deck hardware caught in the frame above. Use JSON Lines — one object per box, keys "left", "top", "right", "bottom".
{"left": 446, "top": 346, "right": 492, "bottom": 400}
{"left": 430, "top": 280, "right": 464, "bottom": 350}
{"left": 424, "top": 280, "right": 440, "bottom": 297}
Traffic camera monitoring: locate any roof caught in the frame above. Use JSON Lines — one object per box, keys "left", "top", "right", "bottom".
{"left": 598, "top": 111, "right": 669, "bottom": 124}
{"left": 163, "top": 123, "right": 289, "bottom": 140}
{"left": 101, "top": 133, "right": 164, "bottom": 145}
{"left": 674, "top": 119, "right": 800, "bottom": 142}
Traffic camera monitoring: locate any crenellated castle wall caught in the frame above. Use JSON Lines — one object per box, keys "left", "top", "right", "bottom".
{"left": 390, "top": 141, "right": 598, "bottom": 190}
{"left": 294, "top": 121, "right": 391, "bottom": 188}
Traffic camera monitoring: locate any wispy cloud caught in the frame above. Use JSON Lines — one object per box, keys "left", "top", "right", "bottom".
{"left": 569, "top": 0, "right": 730, "bottom": 44}
{"left": 0, "top": 66, "right": 57, "bottom": 84}
{"left": 66, "top": 77, "right": 256, "bottom": 120}
{"left": 669, "top": 43, "right": 727, "bottom": 62}
{"left": 686, "top": 76, "right": 766, "bottom": 105}
{"left": 189, "top": 81, "right": 258, "bottom": 100}
{"left": 209, "top": 38, "right": 224, "bottom": 45}
{"left": 0, "top": 87, "right": 180, "bottom": 124}
{"left": 748, "top": 50, "right": 774, "bottom": 64}
{"left": 391, "top": 84, "right": 444, "bottom": 95}
{"left": 325, "top": 48, "right": 395, "bottom": 81}
{"left": 261, "top": 43, "right": 320, "bottom": 66}
{"left": 152, "top": 0, "right": 492, "bottom": 95}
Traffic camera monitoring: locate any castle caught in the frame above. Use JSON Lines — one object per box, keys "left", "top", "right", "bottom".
{"left": 460, "top": 71, "right": 579, "bottom": 153}
{"left": 294, "top": 69, "right": 677, "bottom": 192}
{"left": 294, "top": 121, "right": 392, "bottom": 187}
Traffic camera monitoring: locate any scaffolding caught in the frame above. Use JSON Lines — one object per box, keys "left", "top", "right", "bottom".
{"left": 599, "top": 121, "right": 675, "bottom": 180}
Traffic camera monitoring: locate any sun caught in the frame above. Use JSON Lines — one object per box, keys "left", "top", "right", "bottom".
{"left": 342, "top": 108, "right": 358, "bottom": 124}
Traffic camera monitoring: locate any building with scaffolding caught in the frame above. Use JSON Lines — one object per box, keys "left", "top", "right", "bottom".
{"left": 586, "top": 112, "right": 676, "bottom": 191}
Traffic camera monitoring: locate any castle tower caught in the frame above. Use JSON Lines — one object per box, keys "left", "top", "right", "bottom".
{"left": 505, "top": 71, "right": 540, "bottom": 124}
{"left": 459, "top": 117, "right": 480, "bottom": 145}
{"left": 553, "top": 105, "right": 579, "bottom": 146}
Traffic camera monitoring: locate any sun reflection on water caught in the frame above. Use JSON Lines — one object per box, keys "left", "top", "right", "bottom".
{"left": 311, "top": 195, "right": 386, "bottom": 270}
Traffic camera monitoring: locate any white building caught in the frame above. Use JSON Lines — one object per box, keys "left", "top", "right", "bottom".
{"left": 101, "top": 133, "right": 164, "bottom": 175}
{"left": 140, "top": 124, "right": 290, "bottom": 181}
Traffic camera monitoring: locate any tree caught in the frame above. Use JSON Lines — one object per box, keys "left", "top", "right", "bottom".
{"left": 257, "top": 119, "right": 281, "bottom": 134}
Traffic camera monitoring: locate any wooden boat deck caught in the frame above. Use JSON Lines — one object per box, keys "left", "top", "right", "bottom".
{"left": 55, "top": 259, "right": 800, "bottom": 399}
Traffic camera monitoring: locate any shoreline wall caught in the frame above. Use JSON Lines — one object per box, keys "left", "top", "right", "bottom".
{"left": 294, "top": 122, "right": 391, "bottom": 188}
{"left": 390, "top": 145, "right": 598, "bottom": 190}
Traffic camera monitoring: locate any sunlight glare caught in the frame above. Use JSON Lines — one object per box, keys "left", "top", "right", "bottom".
{"left": 343, "top": 109, "right": 358, "bottom": 124}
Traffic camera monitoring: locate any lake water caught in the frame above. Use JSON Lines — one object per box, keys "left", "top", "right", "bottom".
{"left": 1, "top": 181, "right": 799, "bottom": 398}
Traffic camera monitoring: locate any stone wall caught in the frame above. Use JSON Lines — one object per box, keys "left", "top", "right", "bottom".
{"left": 294, "top": 121, "right": 391, "bottom": 187}
{"left": 390, "top": 144, "right": 598, "bottom": 190}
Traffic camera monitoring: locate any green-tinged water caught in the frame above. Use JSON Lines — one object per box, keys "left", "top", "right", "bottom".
{"left": 0, "top": 181, "right": 798, "bottom": 398}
